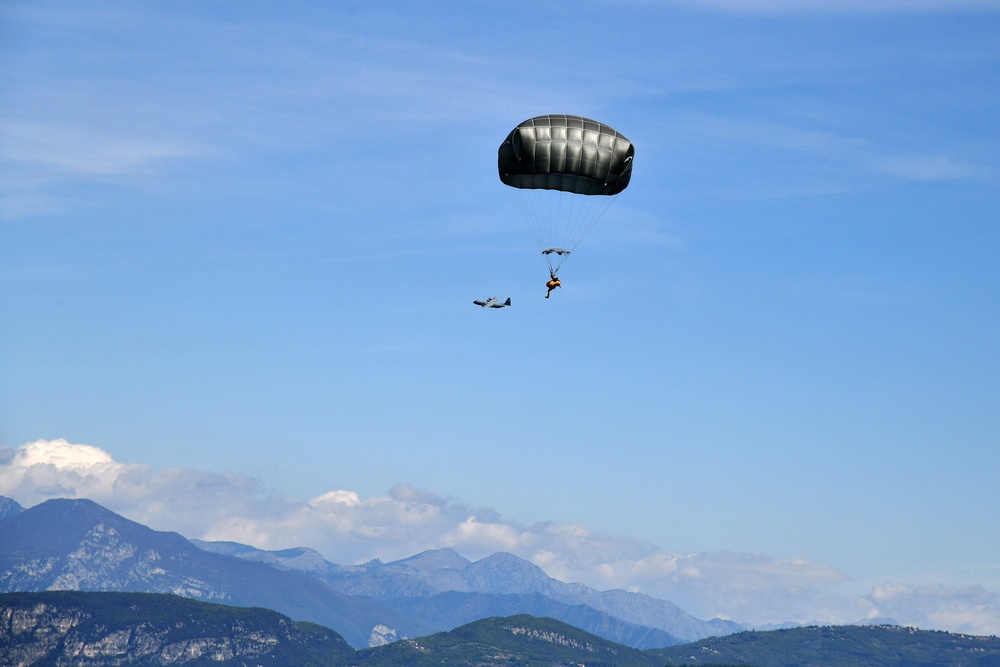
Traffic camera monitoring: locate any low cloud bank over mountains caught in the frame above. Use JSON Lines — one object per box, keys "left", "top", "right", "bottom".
{"left": 2, "top": 438, "right": 997, "bottom": 634}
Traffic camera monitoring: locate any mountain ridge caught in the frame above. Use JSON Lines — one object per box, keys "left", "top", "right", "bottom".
{"left": 5, "top": 591, "right": 1000, "bottom": 667}
{"left": 649, "top": 623, "right": 1000, "bottom": 666}
{"left": 0, "top": 592, "right": 669, "bottom": 666}
{"left": 0, "top": 497, "right": 428, "bottom": 648}
{"left": 195, "top": 539, "right": 739, "bottom": 645}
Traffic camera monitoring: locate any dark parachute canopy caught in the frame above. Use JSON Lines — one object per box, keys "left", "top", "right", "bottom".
{"left": 498, "top": 115, "right": 634, "bottom": 273}
{"left": 498, "top": 114, "right": 634, "bottom": 195}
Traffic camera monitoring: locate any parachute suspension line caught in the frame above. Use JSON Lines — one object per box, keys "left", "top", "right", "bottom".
{"left": 508, "top": 187, "right": 620, "bottom": 276}
{"left": 559, "top": 156, "right": 633, "bottom": 256}
{"left": 552, "top": 190, "right": 619, "bottom": 272}
{"left": 508, "top": 188, "right": 543, "bottom": 252}
{"left": 565, "top": 191, "right": 618, "bottom": 253}
{"left": 509, "top": 188, "right": 561, "bottom": 277}
{"left": 549, "top": 251, "right": 567, "bottom": 274}
{"left": 551, "top": 187, "right": 563, "bottom": 258}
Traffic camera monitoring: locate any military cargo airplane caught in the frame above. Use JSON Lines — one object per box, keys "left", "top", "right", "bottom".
{"left": 473, "top": 296, "right": 512, "bottom": 308}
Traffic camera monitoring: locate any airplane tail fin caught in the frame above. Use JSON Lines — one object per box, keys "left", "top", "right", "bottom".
{"left": 504, "top": 298, "right": 511, "bottom": 306}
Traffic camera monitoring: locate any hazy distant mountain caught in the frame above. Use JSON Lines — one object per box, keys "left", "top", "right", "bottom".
{"left": 0, "top": 497, "right": 428, "bottom": 648}
{"left": 195, "top": 541, "right": 741, "bottom": 646}
{"left": 0, "top": 591, "right": 356, "bottom": 666}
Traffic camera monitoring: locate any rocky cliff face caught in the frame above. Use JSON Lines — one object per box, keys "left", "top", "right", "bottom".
{"left": 2, "top": 520, "right": 225, "bottom": 600}
{"left": 0, "top": 591, "right": 355, "bottom": 666}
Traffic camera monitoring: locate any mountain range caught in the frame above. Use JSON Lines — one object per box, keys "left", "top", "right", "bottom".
{"left": 0, "top": 497, "right": 427, "bottom": 648}
{"left": 0, "top": 495, "right": 736, "bottom": 649}
{"left": 193, "top": 538, "right": 740, "bottom": 646}
{"left": 5, "top": 591, "right": 999, "bottom": 666}
{"left": 0, "top": 591, "right": 663, "bottom": 667}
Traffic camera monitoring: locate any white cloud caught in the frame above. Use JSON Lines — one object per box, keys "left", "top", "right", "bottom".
{"left": 11, "top": 438, "right": 115, "bottom": 468}
{"left": 865, "top": 583, "right": 1000, "bottom": 635}
{"left": 3, "top": 438, "right": 999, "bottom": 634}
{"left": 557, "top": 548, "right": 859, "bottom": 625}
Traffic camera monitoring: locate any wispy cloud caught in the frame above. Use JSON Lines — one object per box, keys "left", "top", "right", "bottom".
{"left": 0, "top": 4, "right": 532, "bottom": 220}
{"left": 665, "top": 112, "right": 989, "bottom": 200}
{"left": 875, "top": 154, "right": 984, "bottom": 181}
{"left": 865, "top": 583, "right": 1000, "bottom": 634}
{"left": 0, "top": 122, "right": 207, "bottom": 177}
{"left": 3, "top": 439, "right": 1000, "bottom": 634}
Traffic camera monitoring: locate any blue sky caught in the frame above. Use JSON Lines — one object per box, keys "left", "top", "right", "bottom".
{"left": 2, "top": 0, "right": 999, "bottom": 632}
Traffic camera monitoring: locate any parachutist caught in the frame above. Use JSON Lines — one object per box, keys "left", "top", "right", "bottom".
{"left": 545, "top": 270, "right": 561, "bottom": 299}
